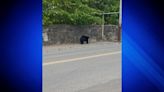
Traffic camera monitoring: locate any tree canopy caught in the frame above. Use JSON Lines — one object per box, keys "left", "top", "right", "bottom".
{"left": 43, "top": 0, "right": 120, "bottom": 26}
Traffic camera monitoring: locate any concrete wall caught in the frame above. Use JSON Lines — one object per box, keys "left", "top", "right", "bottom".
{"left": 43, "top": 25, "right": 119, "bottom": 45}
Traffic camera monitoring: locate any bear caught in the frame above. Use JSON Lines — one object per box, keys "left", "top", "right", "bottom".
{"left": 80, "top": 35, "right": 89, "bottom": 44}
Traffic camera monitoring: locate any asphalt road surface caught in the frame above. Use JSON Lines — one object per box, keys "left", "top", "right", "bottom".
{"left": 43, "top": 42, "right": 121, "bottom": 92}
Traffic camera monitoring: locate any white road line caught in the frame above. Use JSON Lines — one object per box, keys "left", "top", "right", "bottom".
{"left": 43, "top": 51, "right": 121, "bottom": 66}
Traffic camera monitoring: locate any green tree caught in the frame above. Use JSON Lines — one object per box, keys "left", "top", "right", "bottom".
{"left": 43, "top": 0, "right": 120, "bottom": 26}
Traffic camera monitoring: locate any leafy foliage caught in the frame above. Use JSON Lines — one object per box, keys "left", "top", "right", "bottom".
{"left": 43, "top": 0, "right": 120, "bottom": 26}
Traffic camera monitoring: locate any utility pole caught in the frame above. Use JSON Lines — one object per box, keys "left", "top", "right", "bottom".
{"left": 101, "top": 12, "right": 119, "bottom": 40}
{"left": 118, "top": 0, "right": 122, "bottom": 42}
{"left": 101, "top": 12, "right": 105, "bottom": 40}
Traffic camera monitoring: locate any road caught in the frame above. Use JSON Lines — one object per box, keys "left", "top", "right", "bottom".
{"left": 43, "top": 42, "right": 121, "bottom": 92}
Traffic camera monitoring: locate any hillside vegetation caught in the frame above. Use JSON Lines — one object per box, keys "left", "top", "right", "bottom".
{"left": 43, "top": 0, "right": 120, "bottom": 26}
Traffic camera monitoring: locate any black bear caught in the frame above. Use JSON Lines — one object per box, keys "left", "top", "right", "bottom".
{"left": 80, "top": 35, "right": 89, "bottom": 44}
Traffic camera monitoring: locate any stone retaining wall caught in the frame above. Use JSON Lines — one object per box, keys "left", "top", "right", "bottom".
{"left": 43, "top": 25, "right": 119, "bottom": 45}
